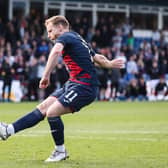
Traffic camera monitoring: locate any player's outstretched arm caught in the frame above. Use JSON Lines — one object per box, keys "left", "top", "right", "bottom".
{"left": 39, "top": 42, "right": 64, "bottom": 89}
{"left": 93, "top": 53, "right": 124, "bottom": 69}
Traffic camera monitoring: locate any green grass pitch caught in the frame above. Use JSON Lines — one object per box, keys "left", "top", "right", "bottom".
{"left": 0, "top": 101, "right": 168, "bottom": 168}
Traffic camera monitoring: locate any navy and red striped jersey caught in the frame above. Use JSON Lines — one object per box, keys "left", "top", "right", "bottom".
{"left": 56, "top": 31, "right": 99, "bottom": 86}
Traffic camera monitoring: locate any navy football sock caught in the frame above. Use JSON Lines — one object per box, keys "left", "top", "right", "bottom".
{"left": 13, "top": 109, "right": 45, "bottom": 133}
{"left": 48, "top": 116, "right": 64, "bottom": 145}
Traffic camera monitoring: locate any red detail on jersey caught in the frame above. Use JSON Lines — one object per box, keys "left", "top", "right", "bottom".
{"left": 69, "top": 79, "right": 90, "bottom": 86}
{"left": 63, "top": 54, "right": 82, "bottom": 78}
{"left": 78, "top": 73, "right": 91, "bottom": 79}
{"left": 63, "top": 54, "right": 91, "bottom": 81}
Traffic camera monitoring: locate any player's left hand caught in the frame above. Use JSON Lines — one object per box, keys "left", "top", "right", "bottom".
{"left": 110, "top": 58, "right": 125, "bottom": 69}
{"left": 39, "top": 76, "right": 50, "bottom": 89}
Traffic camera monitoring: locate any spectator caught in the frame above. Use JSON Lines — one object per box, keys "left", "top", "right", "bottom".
{"left": 72, "top": 17, "right": 81, "bottom": 33}
{"left": 19, "top": 16, "right": 28, "bottom": 38}
{"left": 0, "top": 49, "right": 4, "bottom": 64}
{"left": 0, "top": 18, "right": 5, "bottom": 36}
{"left": 152, "top": 29, "right": 160, "bottom": 46}
{"left": 140, "top": 40, "right": 151, "bottom": 51}
{"left": 127, "top": 31, "right": 134, "bottom": 50}
{"left": 1, "top": 57, "right": 14, "bottom": 102}
{"left": 5, "top": 49, "right": 15, "bottom": 66}
{"left": 137, "top": 77, "right": 148, "bottom": 101}
{"left": 21, "top": 39, "right": 31, "bottom": 52}
{"left": 96, "top": 66, "right": 108, "bottom": 100}
{"left": 91, "top": 29, "right": 103, "bottom": 48}
{"left": 101, "top": 25, "right": 111, "bottom": 47}
{"left": 81, "top": 17, "right": 90, "bottom": 38}
{"left": 55, "top": 56, "right": 69, "bottom": 88}
{"left": 37, "top": 55, "right": 46, "bottom": 101}
{"left": 137, "top": 52, "right": 145, "bottom": 76}
{"left": 155, "top": 76, "right": 168, "bottom": 100}
{"left": 126, "top": 54, "right": 138, "bottom": 81}
{"left": 0, "top": 36, "right": 6, "bottom": 49}
{"left": 108, "top": 68, "right": 121, "bottom": 100}
{"left": 12, "top": 53, "right": 26, "bottom": 81}
{"left": 112, "top": 30, "right": 122, "bottom": 50}
{"left": 37, "top": 40, "right": 49, "bottom": 57}
{"left": 149, "top": 60, "right": 160, "bottom": 79}
{"left": 27, "top": 57, "right": 39, "bottom": 101}
{"left": 5, "top": 21, "right": 18, "bottom": 43}
{"left": 122, "top": 18, "right": 132, "bottom": 46}
{"left": 126, "top": 78, "right": 139, "bottom": 101}
{"left": 158, "top": 49, "right": 168, "bottom": 75}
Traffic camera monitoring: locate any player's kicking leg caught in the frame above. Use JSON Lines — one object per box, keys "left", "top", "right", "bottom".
{"left": 0, "top": 120, "right": 69, "bottom": 162}
{"left": 0, "top": 96, "right": 62, "bottom": 141}
{"left": 0, "top": 107, "right": 45, "bottom": 141}
{"left": 0, "top": 99, "right": 50, "bottom": 141}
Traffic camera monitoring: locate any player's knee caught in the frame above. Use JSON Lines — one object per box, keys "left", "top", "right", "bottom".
{"left": 46, "top": 111, "right": 54, "bottom": 117}
{"left": 46, "top": 104, "right": 64, "bottom": 117}
{"left": 46, "top": 109, "right": 58, "bottom": 117}
{"left": 36, "top": 103, "right": 47, "bottom": 116}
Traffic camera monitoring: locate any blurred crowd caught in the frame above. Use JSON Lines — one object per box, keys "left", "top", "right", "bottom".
{"left": 0, "top": 14, "right": 168, "bottom": 102}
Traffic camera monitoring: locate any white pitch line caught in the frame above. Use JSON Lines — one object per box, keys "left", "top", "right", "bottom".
{"left": 68, "top": 130, "right": 168, "bottom": 134}
{"left": 17, "top": 129, "right": 168, "bottom": 134}
{"left": 14, "top": 134, "right": 159, "bottom": 142}
{"left": 9, "top": 129, "right": 168, "bottom": 142}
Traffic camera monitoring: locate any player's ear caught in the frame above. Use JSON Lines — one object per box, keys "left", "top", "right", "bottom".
{"left": 57, "top": 24, "right": 63, "bottom": 31}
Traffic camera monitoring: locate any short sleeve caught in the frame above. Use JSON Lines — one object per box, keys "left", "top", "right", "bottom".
{"left": 55, "top": 33, "right": 71, "bottom": 47}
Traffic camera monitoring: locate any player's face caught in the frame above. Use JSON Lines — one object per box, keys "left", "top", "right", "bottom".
{"left": 46, "top": 22, "right": 60, "bottom": 40}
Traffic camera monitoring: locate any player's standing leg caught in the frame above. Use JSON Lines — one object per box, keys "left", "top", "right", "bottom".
{"left": 42, "top": 87, "right": 70, "bottom": 162}
{"left": 45, "top": 116, "right": 69, "bottom": 162}
{"left": 36, "top": 94, "right": 72, "bottom": 162}
{"left": 44, "top": 82, "right": 99, "bottom": 162}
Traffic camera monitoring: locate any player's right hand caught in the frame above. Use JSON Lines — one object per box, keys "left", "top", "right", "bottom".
{"left": 39, "top": 77, "right": 50, "bottom": 89}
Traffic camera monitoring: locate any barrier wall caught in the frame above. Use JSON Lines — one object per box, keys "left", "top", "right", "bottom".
{"left": 0, "top": 80, "right": 167, "bottom": 102}
{"left": 146, "top": 80, "right": 168, "bottom": 101}
{"left": 0, "top": 80, "right": 23, "bottom": 102}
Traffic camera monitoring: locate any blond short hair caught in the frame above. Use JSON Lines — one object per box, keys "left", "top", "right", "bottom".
{"left": 45, "top": 15, "right": 69, "bottom": 28}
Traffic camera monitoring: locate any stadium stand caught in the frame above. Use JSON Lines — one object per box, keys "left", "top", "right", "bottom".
{"left": 0, "top": 0, "right": 167, "bottom": 102}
